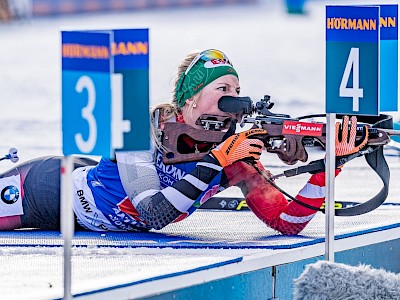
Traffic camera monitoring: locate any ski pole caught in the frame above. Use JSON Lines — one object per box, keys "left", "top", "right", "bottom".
{"left": 0, "top": 147, "right": 19, "bottom": 163}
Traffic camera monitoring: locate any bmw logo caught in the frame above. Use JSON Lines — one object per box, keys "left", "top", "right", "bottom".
{"left": 228, "top": 200, "right": 239, "bottom": 209}
{"left": 1, "top": 186, "right": 20, "bottom": 204}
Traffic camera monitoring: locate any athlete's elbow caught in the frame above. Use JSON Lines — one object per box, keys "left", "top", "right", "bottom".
{"left": 138, "top": 213, "right": 172, "bottom": 230}
{"left": 276, "top": 223, "right": 307, "bottom": 236}
{"left": 149, "top": 221, "right": 169, "bottom": 230}
{"left": 136, "top": 194, "right": 182, "bottom": 230}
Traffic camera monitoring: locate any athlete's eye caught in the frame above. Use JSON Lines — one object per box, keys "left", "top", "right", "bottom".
{"left": 218, "top": 86, "right": 227, "bottom": 92}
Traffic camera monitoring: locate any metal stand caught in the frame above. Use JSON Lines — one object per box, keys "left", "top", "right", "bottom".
{"left": 325, "top": 113, "right": 336, "bottom": 262}
{"left": 61, "top": 155, "right": 74, "bottom": 299}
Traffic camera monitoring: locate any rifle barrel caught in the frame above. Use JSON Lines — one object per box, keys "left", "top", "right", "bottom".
{"left": 381, "top": 128, "right": 400, "bottom": 136}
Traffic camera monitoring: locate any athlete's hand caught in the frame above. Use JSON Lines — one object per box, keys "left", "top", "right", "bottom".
{"left": 335, "top": 116, "right": 369, "bottom": 156}
{"left": 211, "top": 129, "right": 266, "bottom": 167}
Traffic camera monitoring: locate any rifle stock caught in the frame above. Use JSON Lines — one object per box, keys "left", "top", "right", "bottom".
{"left": 162, "top": 122, "right": 226, "bottom": 164}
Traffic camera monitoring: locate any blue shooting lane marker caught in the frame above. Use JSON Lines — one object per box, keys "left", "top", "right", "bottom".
{"left": 379, "top": 5, "right": 398, "bottom": 112}
{"left": 62, "top": 30, "right": 113, "bottom": 157}
{"left": 61, "top": 29, "right": 150, "bottom": 157}
{"left": 326, "top": 5, "right": 380, "bottom": 116}
{"left": 112, "top": 29, "right": 150, "bottom": 152}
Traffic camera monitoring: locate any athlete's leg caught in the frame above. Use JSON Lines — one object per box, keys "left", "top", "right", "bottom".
{"left": 20, "top": 156, "right": 98, "bottom": 230}
{"left": 0, "top": 156, "right": 98, "bottom": 230}
{"left": 0, "top": 156, "right": 50, "bottom": 230}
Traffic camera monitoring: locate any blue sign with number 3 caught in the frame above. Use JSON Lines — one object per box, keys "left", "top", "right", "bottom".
{"left": 62, "top": 31, "right": 112, "bottom": 157}
{"left": 62, "top": 29, "right": 150, "bottom": 157}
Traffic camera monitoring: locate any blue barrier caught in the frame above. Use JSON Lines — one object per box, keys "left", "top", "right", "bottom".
{"left": 285, "top": 0, "right": 306, "bottom": 14}
{"left": 32, "top": 0, "right": 257, "bottom": 16}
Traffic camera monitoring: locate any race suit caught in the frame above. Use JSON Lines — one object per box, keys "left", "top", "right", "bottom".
{"left": 72, "top": 148, "right": 223, "bottom": 231}
{"left": 71, "top": 115, "right": 338, "bottom": 234}
{"left": 0, "top": 118, "right": 337, "bottom": 235}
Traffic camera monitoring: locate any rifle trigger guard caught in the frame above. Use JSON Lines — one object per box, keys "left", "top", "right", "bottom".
{"left": 255, "top": 119, "right": 263, "bottom": 129}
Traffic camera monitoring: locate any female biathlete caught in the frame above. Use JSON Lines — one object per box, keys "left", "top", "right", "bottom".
{"left": 0, "top": 49, "right": 368, "bottom": 234}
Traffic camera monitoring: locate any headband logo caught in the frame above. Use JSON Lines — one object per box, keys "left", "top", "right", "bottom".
{"left": 191, "top": 69, "right": 205, "bottom": 87}
{"left": 204, "top": 59, "right": 231, "bottom": 68}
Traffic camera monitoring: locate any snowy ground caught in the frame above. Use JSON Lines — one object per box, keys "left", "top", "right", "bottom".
{"left": 0, "top": 0, "right": 399, "bottom": 299}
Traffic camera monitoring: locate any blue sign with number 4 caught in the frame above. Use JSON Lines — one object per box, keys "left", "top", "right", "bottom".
{"left": 326, "top": 5, "right": 380, "bottom": 116}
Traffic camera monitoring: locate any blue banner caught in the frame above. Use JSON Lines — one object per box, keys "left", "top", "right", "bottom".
{"left": 326, "top": 6, "right": 379, "bottom": 43}
{"left": 113, "top": 28, "right": 149, "bottom": 71}
{"left": 62, "top": 31, "right": 112, "bottom": 73}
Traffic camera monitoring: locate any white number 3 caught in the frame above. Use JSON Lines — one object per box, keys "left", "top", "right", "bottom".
{"left": 75, "top": 76, "right": 97, "bottom": 153}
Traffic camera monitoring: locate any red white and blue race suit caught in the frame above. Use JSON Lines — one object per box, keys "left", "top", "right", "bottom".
{"left": 0, "top": 118, "right": 338, "bottom": 235}
{"left": 72, "top": 149, "right": 223, "bottom": 232}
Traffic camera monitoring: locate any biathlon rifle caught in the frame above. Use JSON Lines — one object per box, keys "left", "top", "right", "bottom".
{"left": 162, "top": 95, "right": 397, "bottom": 166}
{"left": 161, "top": 95, "right": 400, "bottom": 216}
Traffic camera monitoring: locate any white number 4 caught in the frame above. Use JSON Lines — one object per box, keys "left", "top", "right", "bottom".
{"left": 339, "top": 47, "right": 364, "bottom": 112}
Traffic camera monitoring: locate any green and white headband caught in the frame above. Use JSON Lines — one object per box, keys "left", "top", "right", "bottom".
{"left": 175, "top": 49, "right": 239, "bottom": 107}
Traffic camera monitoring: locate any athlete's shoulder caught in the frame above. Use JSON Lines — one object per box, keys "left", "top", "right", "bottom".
{"left": 116, "top": 146, "right": 156, "bottom": 165}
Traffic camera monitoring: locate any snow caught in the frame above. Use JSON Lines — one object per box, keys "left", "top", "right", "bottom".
{"left": 0, "top": 0, "right": 399, "bottom": 299}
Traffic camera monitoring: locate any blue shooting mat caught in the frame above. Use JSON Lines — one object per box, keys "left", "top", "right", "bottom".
{"left": 1, "top": 205, "right": 399, "bottom": 249}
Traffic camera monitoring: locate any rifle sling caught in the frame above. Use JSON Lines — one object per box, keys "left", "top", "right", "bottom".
{"left": 333, "top": 146, "right": 390, "bottom": 216}
{"left": 333, "top": 114, "right": 392, "bottom": 216}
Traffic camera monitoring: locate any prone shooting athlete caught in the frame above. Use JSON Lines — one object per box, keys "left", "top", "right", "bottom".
{"left": 0, "top": 49, "right": 368, "bottom": 234}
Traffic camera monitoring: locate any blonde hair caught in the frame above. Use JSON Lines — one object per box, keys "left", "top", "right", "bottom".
{"left": 150, "top": 50, "right": 201, "bottom": 149}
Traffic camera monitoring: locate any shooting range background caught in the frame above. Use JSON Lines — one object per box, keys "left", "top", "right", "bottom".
{"left": 1, "top": 0, "right": 399, "bottom": 161}
{"left": 1, "top": 0, "right": 398, "bottom": 199}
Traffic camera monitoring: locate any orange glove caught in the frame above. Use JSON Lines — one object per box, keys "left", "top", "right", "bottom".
{"left": 335, "top": 116, "right": 369, "bottom": 156}
{"left": 211, "top": 129, "right": 266, "bottom": 167}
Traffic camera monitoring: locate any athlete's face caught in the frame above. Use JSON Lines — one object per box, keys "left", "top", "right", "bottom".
{"left": 181, "top": 75, "right": 240, "bottom": 130}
